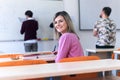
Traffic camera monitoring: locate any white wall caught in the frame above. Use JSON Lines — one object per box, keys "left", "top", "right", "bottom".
{"left": 79, "top": 0, "right": 120, "bottom": 30}
{"left": 63, "top": 0, "right": 120, "bottom": 55}
{"left": 0, "top": 0, "right": 64, "bottom": 41}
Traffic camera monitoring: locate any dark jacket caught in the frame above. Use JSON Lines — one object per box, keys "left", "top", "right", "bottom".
{"left": 20, "top": 19, "right": 38, "bottom": 41}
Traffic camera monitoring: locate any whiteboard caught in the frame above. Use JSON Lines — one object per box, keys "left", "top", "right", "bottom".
{"left": 79, "top": 0, "right": 120, "bottom": 30}
{"left": 0, "top": 0, "right": 64, "bottom": 41}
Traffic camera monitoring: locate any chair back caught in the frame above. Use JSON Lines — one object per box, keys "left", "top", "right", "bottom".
{"left": 0, "top": 59, "right": 47, "bottom": 67}
{"left": 59, "top": 56, "right": 100, "bottom": 80}
{"left": 59, "top": 56, "right": 100, "bottom": 62}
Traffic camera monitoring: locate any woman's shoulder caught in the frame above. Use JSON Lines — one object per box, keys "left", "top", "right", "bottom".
{"left": 59, "top": 33, "right": 79, "bottom": 43}
{"left": 61, "top": 33, "right": 76, "bottom": 38}
{"left": 63, "top": 33, "right": 75, "bottom": 36}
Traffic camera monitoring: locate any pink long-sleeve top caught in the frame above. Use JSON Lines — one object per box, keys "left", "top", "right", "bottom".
{"left": 55, "top": 33, "right": 84, "bottom": 62}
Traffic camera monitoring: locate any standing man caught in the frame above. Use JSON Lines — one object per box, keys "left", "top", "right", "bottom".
{"left": 20, "top": 10, "right": 38, "bottom": 52}
{"left": 93, "top": 7, "right": 116, "bottom": 48}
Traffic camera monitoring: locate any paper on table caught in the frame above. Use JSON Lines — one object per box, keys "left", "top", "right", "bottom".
{"left": 18, "top": 17, "right": 26, "bottom": 23}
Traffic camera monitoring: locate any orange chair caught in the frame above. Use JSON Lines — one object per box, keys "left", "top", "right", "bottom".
{"left": 0, "top": 59, "right": 47, "bottom": 80}
{"left": 59, "top": 56, "right": 100, "bottom": 80}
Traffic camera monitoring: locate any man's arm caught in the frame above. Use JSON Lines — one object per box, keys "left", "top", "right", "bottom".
{"left": 20, "top": 22, "right": 25, "bottom": 34}
{"left": 93, "top": 29, "right": 98, "bottom": 37}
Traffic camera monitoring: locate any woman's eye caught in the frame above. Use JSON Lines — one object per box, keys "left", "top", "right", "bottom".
{"left": 54, "top": 21, "right": 57, "bottom": 24}
{"left": 59, "top": 20, "right": 63, "bottom": 22}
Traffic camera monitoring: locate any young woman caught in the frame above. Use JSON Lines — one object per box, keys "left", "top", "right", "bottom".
{"left": 53, "top": 11, "right": 84, "bottom": 62}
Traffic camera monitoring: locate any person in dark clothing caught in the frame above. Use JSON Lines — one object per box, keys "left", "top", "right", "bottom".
{"left": 20, "top": 10, "right": 38, "bottom": 52}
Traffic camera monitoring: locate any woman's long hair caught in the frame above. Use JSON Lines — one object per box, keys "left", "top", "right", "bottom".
{"left": 53, "top": 11, "right": 79, "bottom": 39}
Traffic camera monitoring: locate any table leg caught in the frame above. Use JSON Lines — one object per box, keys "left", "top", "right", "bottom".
{"left": 46, "top": 76, "right": 61, "bottom": 80}
{"left": 112, "top": 70, "right": 117, "bottom": 76}
{"left": 98, "top": 72, "right": 104, "bottom": 77}
{"left": 114, "top": 54, "right": 118, "bottom": 59}
{"left": 45, "top": 77, "right": 53, "bottom": 80}
{"left": 86, "top": 51, "right": 91, "bottom": 56}
{"left": 102, "top": 71, "right": 105, "bottom": 77}
{"left": 86, "top": 51, "right": 89, "bottom": 56}
{"left": 112, "top": 54, "right": 118, "bottom": 76}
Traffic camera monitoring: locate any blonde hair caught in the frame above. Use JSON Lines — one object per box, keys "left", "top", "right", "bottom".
{"left": 53, "top": 11, "right": 79, "bottom": 39}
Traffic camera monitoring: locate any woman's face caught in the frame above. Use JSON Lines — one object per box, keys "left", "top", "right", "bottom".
{"left": 54, "top": 15, "right": 68, "bottom": 34}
